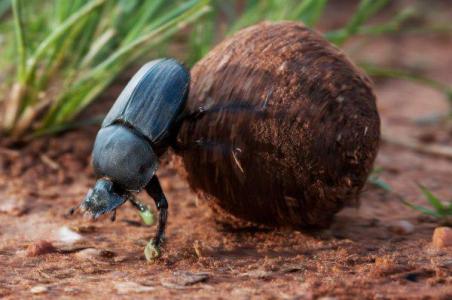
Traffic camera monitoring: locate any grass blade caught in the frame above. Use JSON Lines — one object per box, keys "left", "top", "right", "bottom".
{"left": 25, "top": 0, "right": 107, "bottom": 81}
{"left": 39, "top": 0, "right": 210, "bottom": 128}
{"left": 296, "top": 0, "right": 328, "bottom": 27}
{"left": 2, "top": 0, "right": 26, "bottom": 131}
{"left": 11, "top": 0, "right": 25, "bottom": 80}
{"left": 327, "top": 0, "right": 390, "bottom": 45}
{"left": 361, "top": 63, "right": 452, "bottom": 102}
{"left": 417, "top": 184, "right": 445, "bottom": 213}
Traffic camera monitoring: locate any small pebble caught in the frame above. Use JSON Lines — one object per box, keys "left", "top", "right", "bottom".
{"left": 115, "top": 282, "right": 155, "bottom": 294}
{"left": 280, "top": 265, "right": 303, "bottom": 273}
{"left": 0, "top": 198, "right": 27, "bottom": 216}
{"left": 231, "top": 287, "right": 255, "bottom": 297}
{"left": 432, "top": 227, "right": 452, "bottom": 248}
{"left": 388, "top": 220, "right": 414, "bottom": 235}
{"left": 57, "top": 226, "right": 83, "bottom": 244}
{"left": 75, "top": 248, "right": 115, "bottom": 261}
{"left": 30, "top": 285, "right": 49, "bottom": 294}
{"left": 161, "top": 272, "right": 209, "bottom": 289}
{"left": 26, "top": 240, "right": 57, "bottom": 257}
{"left": 241, "top": 269, "right": 273, "bottom": 279}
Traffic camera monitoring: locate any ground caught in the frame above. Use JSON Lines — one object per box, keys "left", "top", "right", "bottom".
{"left": 1, "top": 7, "right": 452, "bottom": 300}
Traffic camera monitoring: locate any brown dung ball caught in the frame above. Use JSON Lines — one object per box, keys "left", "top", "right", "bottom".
{"left": 177, "top": 21, "right": 380, "bottom": 228}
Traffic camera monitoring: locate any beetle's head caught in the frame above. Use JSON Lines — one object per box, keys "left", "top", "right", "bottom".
{"left": 81, "top": 178, "right": 127, "bottom": 219}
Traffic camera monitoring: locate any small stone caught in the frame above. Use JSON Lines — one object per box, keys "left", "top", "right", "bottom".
{"left": 75, "top": 248, "right": 115, "bottom": 261}
{"left": 0, "top": 197, "right": 27, "bottom": 216}
{"left": 30, "top": 285, "right": 49, "bottom": 294}
{"left": 432, "top": 227, "right": 452, "bottom": 248}
{"left": 280, "top": 265, "right": 303, "bottom": 273}
{"left": 113, "top": 255, "right": 129, "bottom": 263}
{"left": 388, "top": 220, "right": 414, "bottom": 235}
{"left": 231, "top": 287, "right": 255, "bottom": 297}
{"left": 75, "top": 248, "right": 100, "bottom": 260}
{"left": 115, "top": 282, "right": 155, "bottom": 294}
{"left": 63, "top": 287, "right": 81, "bottom": 294}
{"left": 241, "top": 269, "right": 273, "bottom": 279}
{"left": 161, "top": 272, "right": 209, "bottom": 289}
{"left": 26, "top": 240, "right": 56, "bottom": 257}
{"left": 57, "top": 226, "right": 83, "bottom": 244}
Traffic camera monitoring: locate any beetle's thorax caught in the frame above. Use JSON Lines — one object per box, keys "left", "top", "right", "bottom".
{"left": 92, "top": 124, "right": 159, "bottom": 191}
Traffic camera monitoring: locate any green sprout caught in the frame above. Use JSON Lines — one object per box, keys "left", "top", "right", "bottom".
{"left": 369, "top": 171, "right": 452, "bottom": 225}
{"left": 402, "top": 185, "right": 452, "bottom": 225}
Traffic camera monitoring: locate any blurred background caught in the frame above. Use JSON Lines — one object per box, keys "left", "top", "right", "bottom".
{"left": 0, "top": 0, "right": 451, "bottom": 141}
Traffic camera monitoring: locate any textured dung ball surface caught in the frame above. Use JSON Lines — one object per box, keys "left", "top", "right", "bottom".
{"left": 178, "top": 21, "right": 380, "bottom": 228}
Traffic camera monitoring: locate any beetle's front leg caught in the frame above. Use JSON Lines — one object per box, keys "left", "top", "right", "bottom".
{"left": 128, "top": 194, "right": 154, "bottom": 226}
{"left": 143, "top": 176, "right": 168, "bottom": 261}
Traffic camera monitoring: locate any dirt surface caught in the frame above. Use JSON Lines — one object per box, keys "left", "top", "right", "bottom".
{"left": 1, "top": 11, "right": 452, "bottom": 300}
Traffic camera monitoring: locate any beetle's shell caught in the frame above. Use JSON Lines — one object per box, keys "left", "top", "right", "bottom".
{"left": 103, "top": 58, "right": 189, "bottom": 146}
{"left": 178, "top": 22, "right": 380, "bottom": 228}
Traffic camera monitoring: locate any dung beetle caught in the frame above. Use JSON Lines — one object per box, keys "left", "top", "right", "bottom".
{"left": 70, "top": 58, "right": 190, "bottom": 260}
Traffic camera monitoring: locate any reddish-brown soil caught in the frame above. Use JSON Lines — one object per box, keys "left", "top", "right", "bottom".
{"left": 1, "top": 8, "right": 452, "bottom": 300}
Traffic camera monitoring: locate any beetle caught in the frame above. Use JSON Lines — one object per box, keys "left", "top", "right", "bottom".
{"left": 69, "top": 58, "right": 250, "bottom": 260}
{"left": 69, "top": 58, "right": 191, "bottom": 260}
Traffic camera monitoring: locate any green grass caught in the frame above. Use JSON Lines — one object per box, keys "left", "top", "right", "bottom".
{"left": 369, "top": 169, "right": 452, "bottom": 225}
{"left": 403, "top": 185, "right": 452, "bottom": 225}
{"left": 0, "top": 0, "right": 210, "bottom": 139}
{"left": 1, "top": 0, "right": 451, "bottom": 140}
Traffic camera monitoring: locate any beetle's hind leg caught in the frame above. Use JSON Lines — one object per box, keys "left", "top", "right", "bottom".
{"left": 143, "top": 176, "right": 168, "bottom": 261}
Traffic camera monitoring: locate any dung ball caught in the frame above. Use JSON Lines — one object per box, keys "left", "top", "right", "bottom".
{"left": 178, "top": 21, "right": 380, "bottom": 228}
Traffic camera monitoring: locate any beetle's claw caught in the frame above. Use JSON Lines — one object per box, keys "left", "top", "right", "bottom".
{"left": 144, "top": 239, "right": 161, "bottom": 261}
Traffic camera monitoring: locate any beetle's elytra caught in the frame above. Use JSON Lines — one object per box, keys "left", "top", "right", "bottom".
{"left": 178, "top": 21, "right": 380, "bottom": 229}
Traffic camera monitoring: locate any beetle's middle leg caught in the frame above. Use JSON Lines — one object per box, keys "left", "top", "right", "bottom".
{"left": 143, "top": 176, "right": 168, "bottom": 261}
